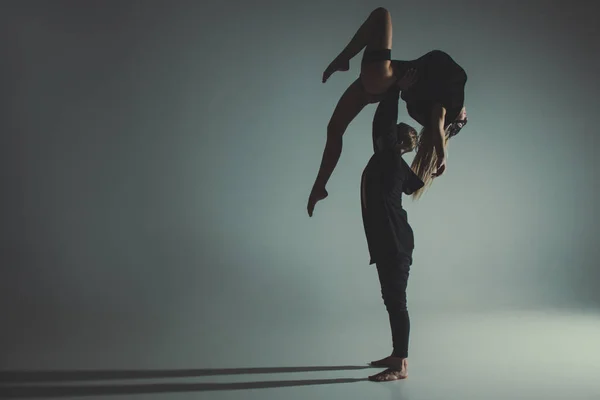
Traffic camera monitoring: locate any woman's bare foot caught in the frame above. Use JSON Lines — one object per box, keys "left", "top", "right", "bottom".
{"left": 322, "top": 57, "right": 350, "bottom": 83}
{"left": 368, "top": 358, "right": 408, "bottom": 382}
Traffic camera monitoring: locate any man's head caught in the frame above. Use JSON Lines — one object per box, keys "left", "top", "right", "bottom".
{"left": 396, "top": 122, "right": 418, "bottom": 154}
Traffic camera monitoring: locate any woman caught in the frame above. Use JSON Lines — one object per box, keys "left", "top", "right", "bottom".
{"left": 360, "top": 76, "right": 424, "bottom": 382}
{"left": 307, "top": 7, "right": 468, "bottom": 216}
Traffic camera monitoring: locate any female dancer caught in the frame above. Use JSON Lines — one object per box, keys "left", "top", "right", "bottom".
{"left": 307, "top": 7, "right": 468, "bottom": 217}
{"left": 361, "top": 73, "right": 424, "bottom": 382}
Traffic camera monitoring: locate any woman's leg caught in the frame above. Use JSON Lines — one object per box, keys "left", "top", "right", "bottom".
{"left": 310, "top": 78, "right": 370, "bottom": 192}
{"left": 369, "top": 255, "right": 411, "bottom": 382}
{"left": 323, "top": 7, "right": 396, "bottom": 94}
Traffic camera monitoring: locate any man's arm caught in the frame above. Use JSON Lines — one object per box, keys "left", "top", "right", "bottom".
{"left": 372, "top": 86, "right": 401, "bottom": 150}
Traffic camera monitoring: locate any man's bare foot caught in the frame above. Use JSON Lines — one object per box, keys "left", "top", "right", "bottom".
{"left": 368, "top": 358, "right": 408, "bottom": 382}
{"left": 368, "top": 368, "right": 408, "bottom": 382}
{"left": 369, "top": 355, "right": 404, "bottom": 368}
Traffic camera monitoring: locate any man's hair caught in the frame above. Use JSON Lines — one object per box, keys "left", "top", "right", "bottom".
{"left": 397, "top": 122, "right": 418, "bottom": 152}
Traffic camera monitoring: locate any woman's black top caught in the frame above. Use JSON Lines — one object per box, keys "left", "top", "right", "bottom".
{"left": 396, "top": 50, "right": 467, "bottom": 128}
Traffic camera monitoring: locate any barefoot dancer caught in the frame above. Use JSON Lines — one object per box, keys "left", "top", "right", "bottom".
{"left": 360, "top": 74, "right": 424, "bottom": 382}
{"left": 307, "top": 8, "right": 468, "bottom": 216}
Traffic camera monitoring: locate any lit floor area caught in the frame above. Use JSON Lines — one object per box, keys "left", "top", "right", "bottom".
{"left": 2, "top": 309, "right": 599, "bottom": 399}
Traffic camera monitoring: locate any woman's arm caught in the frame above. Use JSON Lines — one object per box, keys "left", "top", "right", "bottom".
{"left": 430, "top": 103, "right": 447, "bottom": 177}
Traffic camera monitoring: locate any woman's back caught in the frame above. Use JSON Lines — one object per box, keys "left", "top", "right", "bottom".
{"left": 396, "top": 50, "right": 467, "bottom": 126}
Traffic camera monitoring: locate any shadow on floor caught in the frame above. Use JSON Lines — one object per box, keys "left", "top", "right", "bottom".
{"left": 0, "top": 366, "right": 372, "bottom": 398}
{"left": 0, "top": 365, "right": 371, "bottom": 383}
{"left": 0, "top": 378, "right": 368, "bottom": 398}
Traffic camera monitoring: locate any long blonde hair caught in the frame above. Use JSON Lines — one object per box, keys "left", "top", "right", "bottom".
{"left": 410, "top": 126, "right": 449, "bottom": 200}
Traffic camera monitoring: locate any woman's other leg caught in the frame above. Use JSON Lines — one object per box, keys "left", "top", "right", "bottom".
{"left": 323, "top": 8, "right": 396, "bottom": 94}
{"left": 309, "top": 78, "right": 370, "bottom": 198}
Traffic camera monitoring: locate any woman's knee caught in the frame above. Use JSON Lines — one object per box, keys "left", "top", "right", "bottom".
{"left": 370, "top": 7, "right": 390, "bottom": 21}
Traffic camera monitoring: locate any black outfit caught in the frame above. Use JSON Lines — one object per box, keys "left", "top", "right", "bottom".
{"left": 362, "top": 49, "right": 468, "bottom": 130}
{"left": 397, "top": 50, "right": 467, "bottom": 128}
{"left": 360, "top": 86, "right": 424, "bottom": 359}
{"left": 357, "top": 48, "right": 465, "bottom": 358}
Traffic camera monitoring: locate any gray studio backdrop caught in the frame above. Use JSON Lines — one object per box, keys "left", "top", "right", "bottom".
{"left": 2, "top": 0, "right": 598, "bottom": 368}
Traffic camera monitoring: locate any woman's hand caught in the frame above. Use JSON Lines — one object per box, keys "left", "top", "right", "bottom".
{"left": 395, "top": 68, "right": 418, "bottom": 91}
{"left": 433, "top": 153, "right": 446, "bottom": 178}
{"left": 307, "top": 184, "right": 329, "bottom": 217}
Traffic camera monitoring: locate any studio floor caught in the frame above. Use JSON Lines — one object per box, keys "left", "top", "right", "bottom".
{"left": 2, "top": 309, "right": 599, "bottom": 400}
